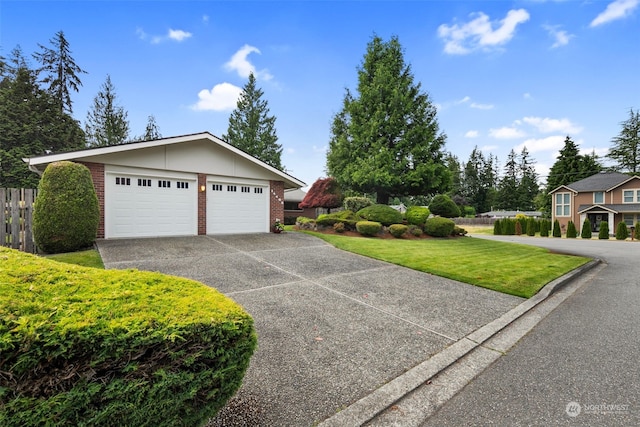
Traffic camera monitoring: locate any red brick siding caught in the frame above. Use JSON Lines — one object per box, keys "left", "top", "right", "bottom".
{"left": 79, "top": 162, "right": 105, "bottom": 238}
{"left": 198, "top": 174, "right": 206, "bottom": 235}
{"left": 270, "top": 181, "right": 285, "bottom": 232}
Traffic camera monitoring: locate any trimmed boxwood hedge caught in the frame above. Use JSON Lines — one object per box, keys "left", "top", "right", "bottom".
{"left": 0, "top": 247, "right": 256, "bottom": 427}
{"left": 316, "top": 210, "right": 359, "bottom": 230}
{"left": 356, "top": 220, "right": 382, "bottom": 236}
{"left": 423, "top": 217, "right": 455, "bottom": 237}
{"left": 356, "top": 205, "right": 403, "bottom": 226}
{"left": 388, "top": 224, "right": 408, "bottom": 238}
{"left": 405, "top": 206, "right": 430, "bottom": 227}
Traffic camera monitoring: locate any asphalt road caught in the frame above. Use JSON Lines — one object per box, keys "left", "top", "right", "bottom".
{"left": 422, "top": 235, "right": 640, "bottom": 426}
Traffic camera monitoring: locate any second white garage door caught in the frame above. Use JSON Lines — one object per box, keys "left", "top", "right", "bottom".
{"left": 207, "top": 180, "right": 269, "bottom": 234}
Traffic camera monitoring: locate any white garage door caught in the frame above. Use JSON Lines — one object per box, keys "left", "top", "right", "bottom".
{"left": 105, "top": 171, "right": 197, "bottom": 238}
{"left": 207, "top": 180, "right": 268, "bottom": 234}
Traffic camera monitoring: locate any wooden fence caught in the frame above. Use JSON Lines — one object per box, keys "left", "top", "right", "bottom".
{"left": 1, "top": 188, "right": 37, "bottom": 253}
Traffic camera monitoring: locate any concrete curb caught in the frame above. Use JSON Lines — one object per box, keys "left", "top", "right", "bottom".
{"left": 317, "top": 259, "right": 602, "bottom": 427}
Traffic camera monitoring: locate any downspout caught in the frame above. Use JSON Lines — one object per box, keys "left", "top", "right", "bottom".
{"left": 23, "top": 158, "right": 44, "bottom": 177}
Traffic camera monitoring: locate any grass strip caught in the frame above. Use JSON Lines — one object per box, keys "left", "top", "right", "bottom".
{"left": 303, "top": 232, "right": 589, "bottom": 298}
{"left": 45, "top": 249, "right": 105, "bottom": 269}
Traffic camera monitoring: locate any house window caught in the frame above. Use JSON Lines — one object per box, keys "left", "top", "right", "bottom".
{"left": 555, "top": 192, "right": 571, "bottom": 217}
{"left": 212, "top": 184, "right": 222, "bottom": 191}
{"left": 176, "top": 181, "right": 189, "bottom": 189}
{"left": 137, "top": 178, "right": 151, "bottom": 187}
{"left": 284, "top": 201, "right": 302, "bottom": 211}
{"left": 158, "top": 180, "right": 171, "bottom": 188}
{"left": 115, "top": 177, "right": 130, "bottom": 186}
{"left": 241, "top": 186, "right": 250, "bottom": 193}
{"left": 254, "top": 187, "right": 263, "bottom": 194}
{"left": 593, "top": 191, "right": 604, "bottom": 204}
{"left": 623, "top": 214, "right": 636, "bottom": 227}
{"left": 227, "top": 185, "right": 237, "bottom": 192}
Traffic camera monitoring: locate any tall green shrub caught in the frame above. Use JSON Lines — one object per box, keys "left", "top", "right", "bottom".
{"left": 424, "top": 217, "right": 455, "bottom": 237}
{"left": 429, "top": 194, "right": 461, "bottom": 218}
{"left": 33, "top": 161, "right": 99, "bottom": 253}
{"left": 635, "top": 222, "right": 640, "bottom": 240}
{"left": 566, "top": 221, "right": 577, "bottom": 238}
{"left": 504, "top": 218, "right": 516, "bottom": 235}
{"left": 539, "top": 220, "right": 549, "bottom": 237}
{"left": 526, "top": 218, "right": 536, "bottom": 236}
{"left": 581, "top": 218, "right": 592, "bottom": 239}
{"left": 356, "top": 220, "right": 382, "bottom": 236}
{"left": 615, "top": 222, "right": 629, "bottom": 240}
{"left": 515, "top": 220, "right": 522, "bottom": 236}
{"left": 552, "top": 219, "right": 562, "bottom": 237}
{"left": 493, "top": 219, "right": 502, "bottom": 235}
{"left": 598, "top": 221, "right": 609, "bottom": 239}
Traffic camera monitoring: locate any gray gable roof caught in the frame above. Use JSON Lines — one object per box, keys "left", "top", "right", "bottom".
{"left": 566, "top": 171, "right": 633, "bottom": 192}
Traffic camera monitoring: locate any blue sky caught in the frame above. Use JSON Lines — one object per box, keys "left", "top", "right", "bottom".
{"left": 1, "top": 1, "right": 639, "bottom": 189}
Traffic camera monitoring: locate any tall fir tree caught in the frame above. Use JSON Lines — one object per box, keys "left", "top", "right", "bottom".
{"left": 33, "top": 30, "right": 87, "bottom": 114}
{"left": 607, "top": 108, "right": 640, "bottom": 173}
{"left": 326, "top": 35, "right": 449, "bottom": 204}
{"left": 85, "top": 75, "right": 130, "bottom": 147}
{"left": 496, "top": 149, "right": 519, "bottom": 210}
{"left": 223, "top": 72, "right": 283, "bottom": 170}
{"left": 517, "top": 147, "right": 539, "bottom": 211}
{"left": 461, "top": 147, "right": 497, "bottom": 214}
{"left": 0, "top": 64, "right": 84, "bottom": 187}
{"left": 142, "top": 115, "right": 162, "bottom": 141}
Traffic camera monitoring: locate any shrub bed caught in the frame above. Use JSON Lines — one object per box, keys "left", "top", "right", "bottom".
{"left": 424, "top": 217, "right": 455, "bottom": 237}
{"left": 356, "top": 221, "right": 382, "bottom": 236}
{"left": 388, "top": 224, "right": 408, "bottom": 238}
{"left": 296, "top": 216, "right": 316, "bottom": 230}
{"left": 0, "top": 248, "right": 257, "bottom": 427}
{"left": 316, "top": 210, "right": 359, "bottom": 230}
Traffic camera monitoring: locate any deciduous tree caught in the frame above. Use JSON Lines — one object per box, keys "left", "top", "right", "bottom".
{"left": 223, "top": 73, "right": 283, "bottom": 170}
{"left": 298, "top": 177, "right": 342, "bottom": 212}
{"left": 326, "top": 35, "right": 449, "bottom": 204}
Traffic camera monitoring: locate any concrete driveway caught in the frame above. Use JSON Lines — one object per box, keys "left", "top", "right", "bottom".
{"left": 97, "top": 233, "right": 523, "bottom": 426}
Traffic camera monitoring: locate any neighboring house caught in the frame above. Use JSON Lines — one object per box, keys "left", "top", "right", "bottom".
{"left": 549, "top": 171, "right": 640, "bottom": 234}
{"left": 284, "top": 188, "right": 317, "bottom": 220}
{"left": 478, "top": 210, "right": 542, "bottom": 219}
{"left": 24, "top": 132, "right": 305, "bottom": 238}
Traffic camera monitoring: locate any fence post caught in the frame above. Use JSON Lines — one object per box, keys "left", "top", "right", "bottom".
{"left": 23, "top": 188, "right": 35, "bottom": 253}
{"left": 10, "top": 189, "right": 20, "bottom": 249}
{"left": 0, "top": 188, "right": 6, "bottom": 247}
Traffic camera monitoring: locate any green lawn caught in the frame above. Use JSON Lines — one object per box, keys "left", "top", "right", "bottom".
{"left": 45, "top": 249, "right": 105, "bottom": 269}
{"left": 303, "top": 231, "right": 589, "bottom": 298}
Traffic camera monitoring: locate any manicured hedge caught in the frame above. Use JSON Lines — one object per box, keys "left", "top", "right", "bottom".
{"left": 316, "top": 210, "right": 359, "bottom": 229}
{"left": 388, "top": 224, "right": 408, "bottom": 238}
{"left": 423, "top": 217, "right": 455, "bottom": 237}
{"left": 0, "top": 248, "right": 256, "bottom": 427}
{"left": 356, "top": 221, "right": 382, "bottom": 236}
{"left": 405, "top": 206, "right": 430, "bottom": 227}
{"left": 356, "top": 205, "right": 403, "bottom": 226}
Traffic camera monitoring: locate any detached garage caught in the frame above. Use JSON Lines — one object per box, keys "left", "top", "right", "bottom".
{"left": 25, "top": 132, "right": 305, "bottom": 238}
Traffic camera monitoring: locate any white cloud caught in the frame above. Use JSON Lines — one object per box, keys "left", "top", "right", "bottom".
{"left": 590, "top": 0, "right": 639, "bottom": 27}
{"left": 470, "top": 102, "right": 494, "bottom": 110}
{"left": 191, "top": 82, "right": 242, "bottom": 111}
{"left": 224, "top": 44, "right": 273, "bottom": 81}
{"left": 543, "top": 24, "right": 574, "bottom": 48}
{"left": 137, "top": 27, "right": 193, "bottom": 44}
{"left": 465, "top": 130, "right": 479, "bottom": 138}
{"left": 437, "top": 9, "right": 530, "bottom": 54}
{"left": 457, "top": 96, "right": 471, "bottom": 104}
{"left": 516, "top": 135, "right": 566, "bottom": 153}
{"left": 522, "top": 116, "right": 582, "bottom": 134}
{"left": 168, "top": 29, "right": 192, "bottom": 42}
{"left": 489, "top": 126, "right": 526, "bottom": 139}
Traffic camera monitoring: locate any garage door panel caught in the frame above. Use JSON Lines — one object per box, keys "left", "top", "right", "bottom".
{"left": 106, "top": 172, "right": 197, "bottom": 238}
{"left": 207, "top": 182, "right": 268, "bottom": 234}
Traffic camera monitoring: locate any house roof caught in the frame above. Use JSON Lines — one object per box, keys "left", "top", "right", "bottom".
{"left": 563, "top": 171, "right": 635, "bottom": 192}
{"left": 578, "top": 203, "right": 640, "bottom": 214}
{"left": 24, "top": 132, "right": 305, "bottom": 189}
{"left": 284, "top": 188, "right": 307, "bottom": 202}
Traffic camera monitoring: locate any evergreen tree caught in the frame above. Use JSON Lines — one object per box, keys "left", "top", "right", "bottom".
{"left": 0, "top": 65, "right": 85, "bottom": 188}
{"left": 552, "top": 219, "right": 562, "bottom": 237}
{"left": 85, "top": 75, "right": 130, "bottom": 147}
{"left": 461, "top": 147, "right": 497, "bottom": 214}
{"left": 142, "top": 115, "right": 162, "bottom": 141}
{"left": 607, "top": 108, "right": 640, "bottom": 173}
{"left": 496, "top": 149, "right": 519, "bottom": 210}
{"left": 543, "top": 136, "right": 602, "bottom": 216}
{"left": 566, "top": 221, "right": 577, "bottom": 238}
{"left": 33, "top": 30, "right": 87, "bottom": 114}
{"left": 326, "top": 35, "right": 449, "bottom": 204}
{"left": 598, "top": 221, "right": 609, "bottom": 239}
{"left": 223, "top": 73, "right": 283, "bottom": 170}
{"left": 518, "top": 147, "right": 539, "bottom": 211}
{"left": 615, "top": 221, "right": 629, "bottom": 240}
{"left": 445, "top": 153, "right": 463, "bottom": 202}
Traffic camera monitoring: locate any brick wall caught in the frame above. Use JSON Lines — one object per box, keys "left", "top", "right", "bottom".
{"left": 270, "top": 180, "right": 285, "bottom": 232}
{"left": 198, "top": 174, "right": 206, "bottom": 235}
{"left": 79, "top": 162, "right": 105, "bottom": 238}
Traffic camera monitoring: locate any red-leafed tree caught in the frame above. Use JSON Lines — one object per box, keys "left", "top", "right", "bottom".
{"left": 299, "top": 177, "right": 342, "bottom": 212}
